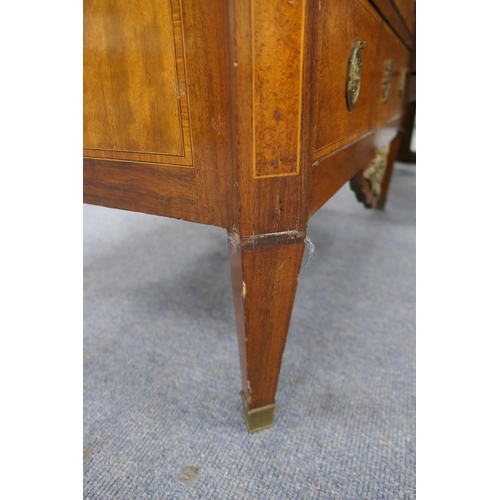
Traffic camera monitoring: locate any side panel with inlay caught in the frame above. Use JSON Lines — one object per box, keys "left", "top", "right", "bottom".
{"left": 313, "top": 0, "right": 380, "bottom": 162}
{"left": 84, "top": 0, "right": 234, "bottom": 228}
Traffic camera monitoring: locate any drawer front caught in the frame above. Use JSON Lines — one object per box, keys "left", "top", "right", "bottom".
{"left": 370, "top": 23, "right": 410, "bottom": 128}
{"left": 313, "top": 0, "right": 381, "bottom": 161}
{"left": 84, "top": 0, "right": 235, "bottom": 228}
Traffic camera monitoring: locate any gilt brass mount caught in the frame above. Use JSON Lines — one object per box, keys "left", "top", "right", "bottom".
{"left": 382, "top": 59, "right": 393, "bottom": 103}
{"left": 346, "top": 39, "right": 367, "bottom": 111}
{"left": 363, "top": 146, "right": 389, "bottom": 197}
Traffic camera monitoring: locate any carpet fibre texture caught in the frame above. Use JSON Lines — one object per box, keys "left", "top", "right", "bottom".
{"left": 84, "top": 164, "right": 415, "bottom": 499}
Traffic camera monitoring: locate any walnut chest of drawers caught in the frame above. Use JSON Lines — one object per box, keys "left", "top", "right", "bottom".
{"left": 84, "top": 0, "right": 415, "bottom": 432}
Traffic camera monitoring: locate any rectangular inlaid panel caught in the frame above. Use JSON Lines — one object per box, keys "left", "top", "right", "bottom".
{"left": 83, "top": 0, "right": 192, "bottom": 166}
{"left": 392, "top": 0, "right": 415, "bottom": 33}
{"left": 309, "top": 118, "right": 399, "bottom": 216}
{"left": 252, "top": 0, "right": 305, "bottom": 178}
{"left": 313, "top": 0, "right": 381, "bottom": 161}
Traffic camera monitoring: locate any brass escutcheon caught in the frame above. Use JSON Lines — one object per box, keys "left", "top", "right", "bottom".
{"left": 382, "top": 59, "right": 393, "bottom": 103}
{"left": 346, "top": 39, "right": 367, "bottom": 111}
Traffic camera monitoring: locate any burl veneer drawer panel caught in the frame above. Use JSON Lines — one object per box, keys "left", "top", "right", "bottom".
{"left": 370, "top": 22, "right": 409, "bottom": 128}
{"left": 313, "top": 0, "right": 381, "bottom": 161}
{"left": 83, "top": 0, "right": 192, "bottom": 166}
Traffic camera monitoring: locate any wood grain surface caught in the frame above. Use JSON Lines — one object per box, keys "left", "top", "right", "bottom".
{"left": 368, "top": 0, "right": 413, "bottom": 47}
{"left": 313, "top": 0, "right": 381, "bottom": 162}
{"left": 252, "top": 0, "right": 305, "bottom": 177}
{"left": 370, "top": 21, "right": 409, "bottom": 128}
{"left": 391, "top": 0, "right": 415, "bottom": 34}
{"left": 84, "top": 0, "right": 415, "bottom": 423}
{"left": 84, "top": 0, "right": 234, "bottom": 228}
{"left": 84, "top": 0, "right": 192, "bottom": 165}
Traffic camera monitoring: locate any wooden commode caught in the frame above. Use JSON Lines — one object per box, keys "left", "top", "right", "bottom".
{"left": 84, "top": 0, "right": 416, "bottom": 432}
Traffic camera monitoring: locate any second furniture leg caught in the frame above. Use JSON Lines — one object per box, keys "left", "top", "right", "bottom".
{"left": 228, "top": 231, "right": 306, "bottom": 432}
{"left": 376, "top": 133, "right": 402, "bottom": 210}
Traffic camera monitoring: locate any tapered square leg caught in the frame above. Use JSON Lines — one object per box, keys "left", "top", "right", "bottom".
{"left": 376, "top": 134, "right": 402, "bottom": 210}
{"left": 228, "top": 231, "right": 305, "bottom": 432}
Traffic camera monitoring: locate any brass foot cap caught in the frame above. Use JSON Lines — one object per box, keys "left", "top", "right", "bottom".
{"left": 240, "top": 392, "right": 276, "bottom": 433}
{"left": 376, "top": 198, "right": 386, "bottom": 211}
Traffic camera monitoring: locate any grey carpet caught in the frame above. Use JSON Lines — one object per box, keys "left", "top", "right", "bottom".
{"left": 83, "top": 163, "right": 415, "bottom": 499}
